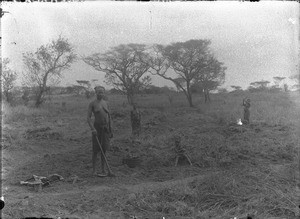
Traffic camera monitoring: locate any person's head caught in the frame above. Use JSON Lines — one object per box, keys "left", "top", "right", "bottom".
{"left": 174, "top": 135, "right": 181, "bottom": 145}
{"left": 132, "top": 102, "right": 138, "bottom": 110}
{"left": 94, "top": 86, "right": 105, "bottom": 100}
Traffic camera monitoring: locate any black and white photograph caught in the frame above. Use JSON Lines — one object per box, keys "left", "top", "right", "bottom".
{"left": 1, "top": 1, "right": 299, "bottom": 218}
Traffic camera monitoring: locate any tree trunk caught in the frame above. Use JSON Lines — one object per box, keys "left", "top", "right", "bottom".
{"left": 186, "top": 81, "right": 194, "bottom": 107}
{"left": 35, "top": 88, "right": 45, "bottom": 107}
{"left": 207, "top": 90, "right": 211, "bottom": 102}
{"left": 4, "top": 91, "right": 11, "bottom": 104}
{"left": 187, "top": 93, "right": 193, "bottom": 107}
{"left": 204, "top": 89, "right": 210, "bottom": 104}
{"left": 35, "top": 75, "right": 49, "bottom": 107}
{"left": 131, "top": 109, "right": 141, "bottom": 136}
{"left": 127, "top": 93, "right": 135, "bottom": 105}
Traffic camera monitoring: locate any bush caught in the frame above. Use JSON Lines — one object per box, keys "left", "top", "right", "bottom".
{"left": 2, "top": 103, "right": 50, "bottom": 123}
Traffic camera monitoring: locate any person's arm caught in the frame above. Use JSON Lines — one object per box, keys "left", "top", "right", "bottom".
{"left": 104, "top": 102, "right": 113, "bottom": 137}
{"left": 87, "top": 102, "right": 97, "bottom": 134}
{"left": 109, "top": 110, "right": 113, "bottom": 137}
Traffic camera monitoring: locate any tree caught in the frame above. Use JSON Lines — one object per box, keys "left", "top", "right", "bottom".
{"left": 268, "top": 85, "right": 282, "bottom": 93}
{"left": 217, "top": 88, "right": 228, "bottom": 94}
{"left": 110, "top": 88, "right": 124, "bottom": 95}
{"left": 21, "top": 87, "right": 31, "bottom": 105}
{"left": 190, "top": 82, "right": 204, "bottom": 94}
{"left": 149, "top": 40, "right": 226, "bottom": 107}
{"left": 198, "top": 80, "right": 220, "bottom": 103}
{"left": 283, "top": 83, "right": 288, "bottom": 92}
{"left": 76, "top": 80, "right": 93, "bottom": 98}
{"left": 91, "top": 79, "right": 99, "bottom": 88}
{"left": 1, "top": 58, "right": 17, "bottom": 104}
{"left": 22, "top": 36, "right": 77, "bottom": 107}
{"left": 83, "top": 44, "right": 151, "bottom": 105}
{"left": 231, "top": 85, "right": 242, "bottom": 91}
{"left": 194, "top": 55, "right": 226, "bottom": 103}
{"left": 71, "top": 85, "right": 85, "bottom": 96}
{"left": 273, "top": 76, "right": 285, "bottom": 90}
{"left": 249, "top": 80, "right": 270, "bottom": 92}
{"left": 291, "top": 84, "right": 300, "bottom": 91}
{"left": 173, "top": 77, "right": 186, "bottom": 92}
{"left": 290, "top": 74, "right": 299, "bottom": 92}
{"left": 290, "top": 74, "right": 299, "bottom": 83}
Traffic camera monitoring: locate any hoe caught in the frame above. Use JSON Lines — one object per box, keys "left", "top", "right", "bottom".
{"left": 95, "top": 135, "right": 116, "bottom": 177}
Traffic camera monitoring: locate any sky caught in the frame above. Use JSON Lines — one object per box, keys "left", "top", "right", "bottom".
{"left": 1, "top": 1, "right": 299, "bottom": 90}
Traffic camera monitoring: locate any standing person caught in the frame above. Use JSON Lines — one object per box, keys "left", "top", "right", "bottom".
{"left": 130, "top": 103, "right": 141, "bottom": 136}
{"left": 87, "top": 86, "right": 113, "bottom": 177}
{"left": 242, "top": 98, "right": 251, "bottom": 124}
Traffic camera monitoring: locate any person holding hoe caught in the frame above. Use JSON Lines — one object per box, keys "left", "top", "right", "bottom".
{"left": 87, "top": 86, "right": 114, "bottom": 177}
{"left": 242, "top": 98, "right": 251, "bottom": 124}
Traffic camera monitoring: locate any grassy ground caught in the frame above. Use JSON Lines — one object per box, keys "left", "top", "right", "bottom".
{"left": 1, "top": 91, "right": 300, "bottom": 219}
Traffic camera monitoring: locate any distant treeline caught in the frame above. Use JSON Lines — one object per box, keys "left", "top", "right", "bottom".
{"left": 12, "top": 83, "right": 294, "bottom": 97}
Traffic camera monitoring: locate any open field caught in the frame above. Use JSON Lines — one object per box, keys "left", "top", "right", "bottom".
{"left": 1, "top": 91, "right": 300, "bottom": 219}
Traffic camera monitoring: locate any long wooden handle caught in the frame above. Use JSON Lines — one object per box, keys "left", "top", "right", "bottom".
{"left": 95, "top": 135, "right": 113, "bottom": 174}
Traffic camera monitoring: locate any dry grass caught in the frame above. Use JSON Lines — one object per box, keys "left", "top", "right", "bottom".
{"left": 3, "top": 90, "right": 299, "bottom": 218}
{"left": 2, "top": 103, "right": 51, "bottom": 123}
{"left": 124, "top": 163, "right": 299, "bottom": 218}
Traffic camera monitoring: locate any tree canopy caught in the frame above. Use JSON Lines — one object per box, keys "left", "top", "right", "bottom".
{"left": 231, "top": 85, "right": 242, "bottom": 91}
{"left": 148, "top": 40, "right": 226, "bottom": 106}
{"left": 22, "top": 35, "right": 77, "bottom": 107}
{"left": 83, "top": 44, "right": 151, "bottom": 104}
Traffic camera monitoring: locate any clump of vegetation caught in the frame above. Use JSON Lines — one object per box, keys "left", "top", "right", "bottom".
{"left": 2, "top": 103, "right": 51, "bottom": 123}
{"left": 1, "top": 58, "right": 17, "bottom": 105}
{"left": 124, "top": 164, "right": 298, "bottom": 218}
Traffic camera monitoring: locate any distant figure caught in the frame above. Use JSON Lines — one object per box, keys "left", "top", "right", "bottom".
{"left": 204, "top": 89, "right": 211, "bottom": 103}
{"left": 174, "top": 135, "right": 192, "bottom": 167}
{"left": 242, "top": 98, "right": 251, "bottom": 124}
{"left": 22, "top": 89, "right": 30, "bottom": 106}
{"left": 87, "top": 86, "right": 113, "bottom": 177}
{"left": 130, "top": 103, "right": 141, "bottom": 136}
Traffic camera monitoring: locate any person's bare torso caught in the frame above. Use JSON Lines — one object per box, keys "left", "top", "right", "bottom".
{"left": 89, "top": 99, "right": 109, "bottom": 126}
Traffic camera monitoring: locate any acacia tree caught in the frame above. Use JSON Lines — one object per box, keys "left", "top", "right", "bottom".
{"left": 83, "top": 44, "right": 151, "bottom": 105}
{"left": 218, "top": 88, "right": 228, "bottom": 94}
{"left": 173, "top": 77, "right": 186, "bottom": 92}
{"left": 194, "top": 55, "right": 226, "bottom": 103}
{"left": 249, "top": 80, "right": 270, "bottom": 91}
{"left": 148, "top": 40, "right": 226, "bottom": 107}
{"left": 290, "top": 74, "right": 299, "bottom": 91}
{"left": 273, "top": 76, "right": 286, "bottom": 89}
{"left": 1, "top": 58, "right": 17, "bottom": 104}
{"left": 22, "top": 36, "right": 77, "bottom": 107}
{"left": 76, "top": 80, "right": 93, "bottom": 98}
{"left": 231, "top": 85, "right": 242, "bottom": 91}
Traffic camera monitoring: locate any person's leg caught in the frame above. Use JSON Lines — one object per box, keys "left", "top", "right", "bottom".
{"left": 243, "top": 109, "right": 248, "bottom": 123}
{"left": 98, "top": 128, "right": 107, "bottom": 175}
{"left": 92, "top": 153, "right": 97, "bottom": 175}
{"left": 100, "top": 153, "right": 106, "bottom": 174}
{"left": 245, "top": 110, "right": 250, "bottom": 124}
{"left": 92, "top": 135, "right": 99, "bottom": 175}
{"left": 101, "top": 127, "right": 111, "bottom": 174}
